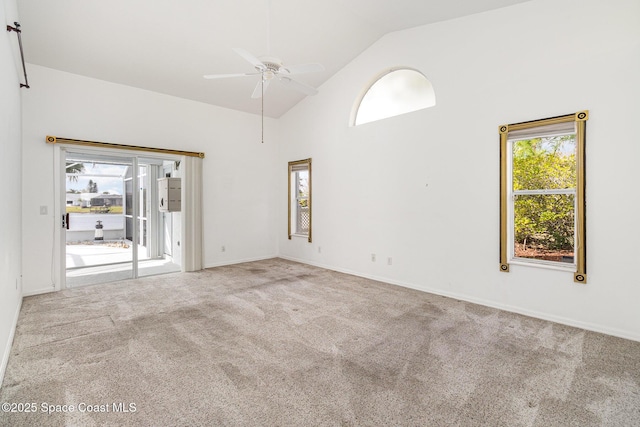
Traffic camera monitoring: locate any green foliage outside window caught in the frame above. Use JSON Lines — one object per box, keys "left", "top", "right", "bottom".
{"left": 512, "top": 136, "right": 576, "bottom": 253}
{"left": 297, "top": 172, "right": 309, "bottom": 207}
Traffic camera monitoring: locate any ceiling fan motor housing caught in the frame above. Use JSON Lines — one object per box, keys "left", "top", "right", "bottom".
{"left": 258, "top": 56, "right": 285, "bottom": 74}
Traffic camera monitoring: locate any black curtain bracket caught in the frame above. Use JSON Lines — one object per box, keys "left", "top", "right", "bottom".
{"left": 6, "top": 21, "right": 30, "bottom": 89}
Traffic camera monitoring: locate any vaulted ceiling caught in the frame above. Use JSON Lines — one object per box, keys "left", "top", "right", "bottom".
{"left": 17, "top": 0, "right": 530, "bottom": 118}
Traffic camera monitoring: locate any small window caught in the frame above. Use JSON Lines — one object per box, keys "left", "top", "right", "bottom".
{"left": 499, "top": 111, "right": 588, "bottom": 283}
{"left": 288, "top": 159, "right": 311, "bottom": 242}
{"left": 352, "top": 68, "right": 435, "bottom": 126}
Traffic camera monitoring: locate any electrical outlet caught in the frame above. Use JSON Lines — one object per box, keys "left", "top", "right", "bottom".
{"left": 40, "top": 206, "right": 48, "bottom": 215}
{"left": 387, "top": 257, "right": 393, "bottom": 265}
{"left": 371, "top": 253, "right": 376, "bottom": 262}
{"left": 318, "top": 246, "right": 322, "bottom": 253}
{"left": 221, "top": 245, "right": 226, "bottom": 252}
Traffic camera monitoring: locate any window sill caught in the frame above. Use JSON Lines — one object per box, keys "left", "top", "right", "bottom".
{"left": 290, "top": 233, "right": 309, "bottom": 239}
{"left": 509, "top": 257, "right": 576, "bottom": 272}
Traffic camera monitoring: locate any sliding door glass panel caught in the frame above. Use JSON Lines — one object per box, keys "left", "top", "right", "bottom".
{"left": 65, "top": 152, "right": 134, "bottom": 287}
{"left": 139, "top": 166, "right": 148, "bottom": 256}
{"left": 137, "top": 160, "right": 181, "bottom": 278}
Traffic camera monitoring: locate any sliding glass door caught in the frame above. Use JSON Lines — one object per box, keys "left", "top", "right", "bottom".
{"left": 63, "top": 150, "right": 181, "bottom": 287}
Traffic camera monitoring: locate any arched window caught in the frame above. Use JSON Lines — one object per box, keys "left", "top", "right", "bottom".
{"left": 352, "top": 68, "right": 436, "bottom": 126}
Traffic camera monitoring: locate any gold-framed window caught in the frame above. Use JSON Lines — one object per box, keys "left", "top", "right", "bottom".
{"left": 499, "top": 111, "right": 587, "bottom": 283}
{"left": 288, "top": 158, "right": 312, "bottom": 242}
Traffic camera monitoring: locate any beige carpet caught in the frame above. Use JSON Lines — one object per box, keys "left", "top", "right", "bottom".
{"left": 1, "top": 258, "right": 639, "bottom": 426}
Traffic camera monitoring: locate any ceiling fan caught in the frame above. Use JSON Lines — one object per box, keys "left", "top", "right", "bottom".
{"left": 202, "top": 0, "right": 324, "bottom": 143}
{"left": 203, "top": 47, "right": 324, "bottom": 99}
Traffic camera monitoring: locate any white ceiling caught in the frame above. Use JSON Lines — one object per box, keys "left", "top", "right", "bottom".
{"left": 17, "top": 0, "right": 529, "bottom": 118}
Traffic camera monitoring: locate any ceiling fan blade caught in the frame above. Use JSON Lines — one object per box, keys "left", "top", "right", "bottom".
{"left": 203, "top": 72, "right": 260, "bottom": 79}
{"left": 251, "top": 78, "right": 270, "bottom": 99}
{"left": 282, "top": 63, "right": 325, "bottom": 75}
{"left": 233, "top": 48, "right": 266, "bottom": 71}
{"left": 277, "top": 76, "right": 318, "bottom": 96}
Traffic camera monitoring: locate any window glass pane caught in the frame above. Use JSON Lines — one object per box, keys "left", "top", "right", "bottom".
{"left": 139, "top": 167, "right": 147, "bottom": 219}
{"left": 296, "top": 170, "right": 309, "bottom": 200}
{"left": 295, "top": 170, "right": 309, "bottom": 234}
{"left": 125, "top": 179, "right": 133, "bottom": 216}
{"left": 296, "top": 203, "right": 309, "bottom": 234}
{"left": 512, "top": 135, "right": 576, "bottom": 191}
{"left": 65, "top": 162, "right": 127, "bottom": 215}
{"left": 355, "top": 69, "right": 435, "bottom": 126}
{"left": 513, "top": 194, "right": 575, "bottom": 263}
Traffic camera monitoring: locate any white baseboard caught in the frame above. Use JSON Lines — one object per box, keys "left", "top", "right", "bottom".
{"left": 205, "top": 254, "right": 278, "bottom": 269}
{"left": 0, "top": 296, "right": 22, "bottom": 388}
{"left": 22, "top": 287, "right": 56, "bottom": 297}
{"left": 278, "top": 255, "right": 640, "bottom": 343}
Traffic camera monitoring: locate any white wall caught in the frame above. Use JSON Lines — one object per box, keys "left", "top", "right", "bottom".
{"left": 278, "top": 0, "right": 640, "bottom": 340}
{"left": 0, "top": 0, "right": 23, "bottom": 385}
{"left": 22, "top": 65, "right": 278, "bottom": 295}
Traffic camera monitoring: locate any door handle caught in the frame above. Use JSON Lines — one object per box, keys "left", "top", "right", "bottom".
{"left": 62, "top": 213, "right": 70, "bottom": 229}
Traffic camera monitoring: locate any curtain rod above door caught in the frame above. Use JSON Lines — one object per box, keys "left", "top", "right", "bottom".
{"left": 46, "top": 136, "right": 205, "bottom": 158}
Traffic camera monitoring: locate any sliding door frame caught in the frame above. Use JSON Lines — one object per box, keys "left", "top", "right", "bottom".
{"left": 54, "top": 144, "right": 184, "bottom": 290}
